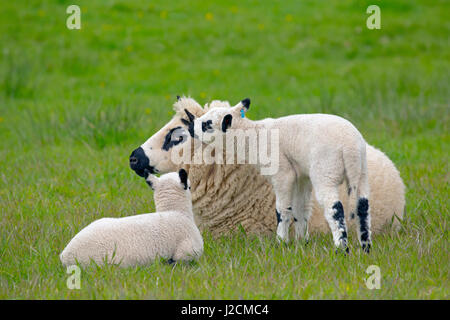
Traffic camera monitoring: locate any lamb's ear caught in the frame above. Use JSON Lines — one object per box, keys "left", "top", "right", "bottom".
{"left": 178, "top": 169, "right": 188, "bottom": 190}
{"left": 231, "top": 97, "right": 251, "bottom": 116}
{"left": 145, "top": 170, "right": 158, "bottom": 190}
{"left": 241, "top": 98, "right": 251, "bottom": 111}
{"left": 221, "top": 114, "right": 233, "bottom": 132}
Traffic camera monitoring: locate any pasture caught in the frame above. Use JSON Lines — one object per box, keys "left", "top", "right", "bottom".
{"left": 0, "top": 0, "right": 448, "bottom": 299}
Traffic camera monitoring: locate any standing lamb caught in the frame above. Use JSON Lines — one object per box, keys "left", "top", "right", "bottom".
{"left": 129, "top": 97, "right": 405, "bottom": 238}
{"left": 60, "top": 169, "right": 203, "bottom": 267}
{"left": 188, "top": 98, "right": 372, "bottom": 252}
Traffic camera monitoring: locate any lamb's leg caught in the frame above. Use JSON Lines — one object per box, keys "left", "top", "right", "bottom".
{"left": 313, "top": 183, "right": 349, "bottom": 252}
{"left": 355, "top": 167, "right": 372, "bottom": 253}
{"left": 271, "top": 170, "right": 296, "bottom": 243}
{"left": 293, "top": 179, "right": 313, "bottom": 242}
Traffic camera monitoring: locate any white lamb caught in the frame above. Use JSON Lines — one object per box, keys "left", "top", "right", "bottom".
{"left": 60, "top": 169, "right": 203, "bottom": 267}
{"left": 188, "top": 98, "right": 372, "bottom": 253}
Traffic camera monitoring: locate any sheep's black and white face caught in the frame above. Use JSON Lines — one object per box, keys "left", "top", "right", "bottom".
{"left": 129, "top": 117, "right": 190, "bottom": 177}
{"left": 129, "top": 97, "right": 246, "bottom": 177}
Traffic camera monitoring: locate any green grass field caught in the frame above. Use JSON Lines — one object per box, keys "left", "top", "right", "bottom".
{"left": 0, "top": 0, "right": 448, "bottom": 299}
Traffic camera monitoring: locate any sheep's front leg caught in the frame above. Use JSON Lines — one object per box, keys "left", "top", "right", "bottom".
{"left": 271, "top": 171, "right": 296, "bottom": 243}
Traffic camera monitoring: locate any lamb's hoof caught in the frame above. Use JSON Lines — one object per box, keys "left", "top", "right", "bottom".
{"left": 335, "top": 247, "right": 350, "bottom": 256}
{"left": 362, "top": 243, "right": 371, "bottom": 254}
{"left": 276, "top": 236, "right": 290, "bottom": 247}
{"left": 167, "top": 258, "right": 176, "bottom": 265}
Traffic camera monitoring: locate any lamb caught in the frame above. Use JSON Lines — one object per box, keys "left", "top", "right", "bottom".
{"left": 129, "top": 97, "right": 405, "bottom": 239}
{"left": 60, "top": 169, "right": 203, "bottom": 267}
{"left": 187, "top": 98, "right": 372, "bottom": 252}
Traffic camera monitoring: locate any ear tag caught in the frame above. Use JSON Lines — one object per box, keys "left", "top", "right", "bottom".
{"left": 240, "top": 109, "right": 245, "bottom": 118}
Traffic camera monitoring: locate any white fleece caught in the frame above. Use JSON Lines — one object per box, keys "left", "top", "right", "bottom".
{"left": 60, "top": 171, "right": 203, "bottom": 267}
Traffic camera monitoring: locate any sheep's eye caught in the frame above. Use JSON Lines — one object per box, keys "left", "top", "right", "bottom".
{"left": 162, "top": 127, "right": 187, "bottom": 151}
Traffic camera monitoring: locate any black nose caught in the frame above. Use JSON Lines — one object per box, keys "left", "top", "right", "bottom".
{"left": 129, "top": 147, "right": 153, "bottom": 177}
{"left": 130, "top": 156, "right": 138, "bottom": 165}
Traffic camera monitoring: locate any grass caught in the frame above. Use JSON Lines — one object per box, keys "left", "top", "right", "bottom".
{"left": 0, "top": 0, "right": 449, "bottom": 299}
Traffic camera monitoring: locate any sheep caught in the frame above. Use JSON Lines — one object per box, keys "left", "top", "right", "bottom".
{"left": 129, "top": 97, "right": 405, "bottom": 240}
{"left": 60, "top": 169, "right": 203, "bottom": 267}
{"left": 187, "top": 98, "right": 372, "bottom": 252}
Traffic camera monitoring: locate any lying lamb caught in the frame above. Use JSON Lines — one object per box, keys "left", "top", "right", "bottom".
{"left": 187, "top": 98, "right": 372, "bottom": 252}
{"left": 60, "top": 169, "right": 203, "bottom": 267}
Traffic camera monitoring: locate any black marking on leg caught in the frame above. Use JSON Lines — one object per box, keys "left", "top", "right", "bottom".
{"left": 293, "top": 217, "right": 298, "bottom": 222}
{"left": 167, "top": 258, "right": 176, "bottom": 265}
{"left": 332, "top": 201, "right": 348, "bottom": 245}
{"left": 357, "top": 197, "right": 370, "bottom": 251}
{"left": 348, "top": 186, "right": 352, "bottom": 195}
{"left": 351, "top": 213, "right": 355, "bottom": 219}
{"left": 287, "top": 207, "right": 292, "bottom": 211}
{"left": 276, "top": 209, "right": 282, "bottom": 225}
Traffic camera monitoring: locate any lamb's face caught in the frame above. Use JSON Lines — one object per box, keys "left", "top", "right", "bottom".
{"left": 189, "top": 98, "right": 251, "bottom": 144}
{"left": 193, "top": 107, "right": 231, "bottom": 144}
{"left": 145, "top": 169, "right": 191, "bottom": 199}
{"left": 129, "top": 116, "right": 190, "bottom": 177}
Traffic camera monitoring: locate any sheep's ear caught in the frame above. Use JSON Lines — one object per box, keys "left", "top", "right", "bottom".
{"left": 145, "top": 170, "right": 158, "bottom": 190}
{"left": 184, "top": 109, "right": 196, "bottom": 122}
{"left": 178, "top": 169, "right": 188, "bottom": 190}
{"left": 221, "top": 114, "right": 233, "bottom": 132}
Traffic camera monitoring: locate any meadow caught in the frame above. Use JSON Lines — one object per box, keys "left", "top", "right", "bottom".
{"left": 0, "top": 0, "right": 448, "bottom": 299}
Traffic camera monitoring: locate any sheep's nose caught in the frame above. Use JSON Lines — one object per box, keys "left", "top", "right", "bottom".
{"left": 129, "top": 156, "right": 138, "bottom": 165}
{"left": 129, "top": 147, "right": 150, "bottom": 177}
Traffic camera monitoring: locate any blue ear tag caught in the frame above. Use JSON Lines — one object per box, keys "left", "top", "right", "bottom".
{"left": 240, "top": 109, "right": 245, "bottom": 118}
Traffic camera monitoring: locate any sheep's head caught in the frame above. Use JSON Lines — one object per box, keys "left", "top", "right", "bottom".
{"left": 129, "top": 96, "right": 203, "bottom": 177}
{"left": 186, "top": 98, "right": 251, "bottom": 144}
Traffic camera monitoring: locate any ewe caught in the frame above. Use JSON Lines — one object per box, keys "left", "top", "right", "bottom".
{"left": 60, "top": 169, "right": 203, "bottom": 267}
{"left": 188, "top": 98, "right": 372, "bottom": 252}
{"left": 129, "top": 97, "right": 404, "bottom": 238}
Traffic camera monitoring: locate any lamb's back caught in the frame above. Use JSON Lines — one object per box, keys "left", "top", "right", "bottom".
{"left": 60, "top": 212, "right": 194, "bottom": 267}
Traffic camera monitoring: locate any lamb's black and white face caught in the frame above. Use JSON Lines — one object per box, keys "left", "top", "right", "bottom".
{"left": 190, "top": 98, "right": 250, "bottom": 144}
{"left": 129, "top": 117, "right": 190, "bottom": 177}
